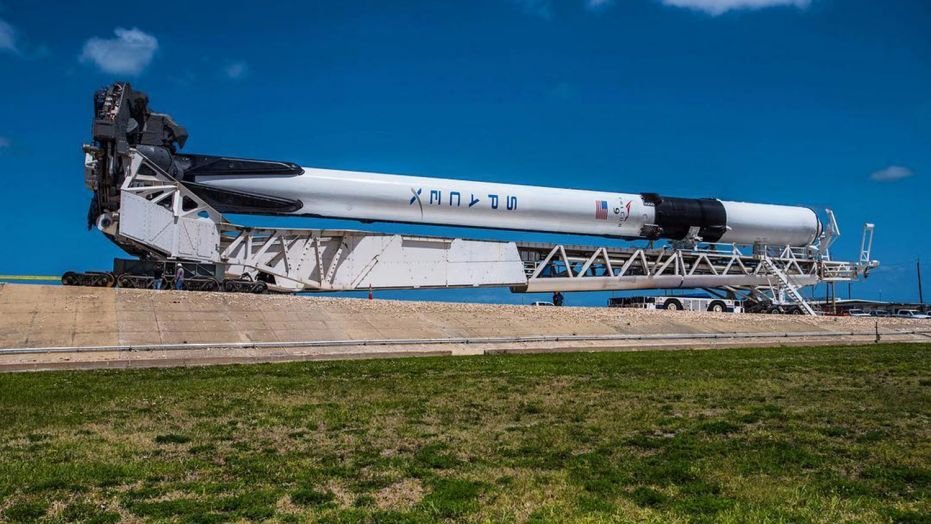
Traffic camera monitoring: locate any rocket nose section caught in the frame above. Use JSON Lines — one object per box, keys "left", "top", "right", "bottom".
{"left": 805, "top": 207, "right": 824, "bottom": 246}
{"left": 719, "top": 201, "right": 825, "bottom": 247}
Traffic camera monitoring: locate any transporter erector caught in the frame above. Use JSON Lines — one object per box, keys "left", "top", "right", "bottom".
{"left": 72, "top": 83, "right": 875, "bottom": 314}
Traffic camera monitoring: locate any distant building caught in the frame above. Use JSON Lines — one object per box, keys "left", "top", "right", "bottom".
{"left": 808, "top": 299, "right": 927, "bottom": 315}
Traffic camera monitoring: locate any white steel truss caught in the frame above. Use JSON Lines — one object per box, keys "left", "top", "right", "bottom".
{"left": 515, "top": 243, "right": 840, "bottom": 292}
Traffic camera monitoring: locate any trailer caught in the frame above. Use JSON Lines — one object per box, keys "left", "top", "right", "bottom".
{"left": 608, "top": 296, "right": 742, "bottom": 313}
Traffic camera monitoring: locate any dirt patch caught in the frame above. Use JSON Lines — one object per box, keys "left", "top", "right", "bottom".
{"left": 375, "top": 478, "right": 424, "bottom": 510}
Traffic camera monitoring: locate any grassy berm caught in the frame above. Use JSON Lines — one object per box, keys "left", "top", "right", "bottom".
{"left": 1, "top": 344, "right": 930, "bottom": 523}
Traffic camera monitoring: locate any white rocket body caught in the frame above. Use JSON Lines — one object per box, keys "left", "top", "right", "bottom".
{"left": 195, "top": 167, "right": 822, "bottom": 247}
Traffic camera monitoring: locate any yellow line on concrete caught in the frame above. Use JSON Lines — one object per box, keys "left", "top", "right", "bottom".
{"left": 0, "top": 275, "right": 60, "bottom": 281}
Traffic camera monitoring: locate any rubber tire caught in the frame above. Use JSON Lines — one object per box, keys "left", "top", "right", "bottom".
{"left": 708, "top": 301, "right": 725, "bottom": 313}
{"left": 253, "top": 281, "right": 268, "bottom": 294}
{"left": 61, "top": 272, "right": 78, "bottom": 286}
{"left": 665, "top": 300, "right": 681, "bottom": 311}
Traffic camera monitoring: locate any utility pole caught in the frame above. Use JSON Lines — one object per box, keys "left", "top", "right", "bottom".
{"left": 831, "top": 281, "right": 837, "bottom": 315}
{"left": 918, "top": 258, "right": 924, "bottom": 310}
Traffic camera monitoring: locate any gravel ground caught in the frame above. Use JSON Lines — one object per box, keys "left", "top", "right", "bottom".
{"left": 208, "top": 291, "right": 927, "bottom": 332}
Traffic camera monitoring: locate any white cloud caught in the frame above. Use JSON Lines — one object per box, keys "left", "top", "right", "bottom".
{"left": 870, "top": 165, "right": 915, "bottom": 182}
{"left": 0, "top": 18, "right": 18, "bottom": 54}
{"left": 80, "top": 27, "right": 158, "bottom": 75}
{"left": 659, "top": 0, "right": 810, "bottom": 16}
{"left": 224, "top": 61, "right": 248, "bottom": 80}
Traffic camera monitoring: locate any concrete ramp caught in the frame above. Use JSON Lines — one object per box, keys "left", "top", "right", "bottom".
{"left": 0, "top": 284, "right": 928, "bottom": 371}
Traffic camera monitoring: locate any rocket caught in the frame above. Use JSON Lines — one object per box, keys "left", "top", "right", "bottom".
{"left": 182, "top": 162, "right": 821, "bottom": 247}
{"left": 88, "top": 83, "right": 822, "bottom": 248}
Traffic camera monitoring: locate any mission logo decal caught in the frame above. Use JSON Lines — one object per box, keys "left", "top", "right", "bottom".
{"left": 614, "top": 200, "right": 633, "bottom": 223}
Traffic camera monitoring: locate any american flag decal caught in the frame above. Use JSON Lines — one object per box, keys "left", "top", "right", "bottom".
{"left": 595, "top": 200, "right": 608, "bottom": 220}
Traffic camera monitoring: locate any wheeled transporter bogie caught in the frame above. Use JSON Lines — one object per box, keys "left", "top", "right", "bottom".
{"left": 62, "top": 271, "right": 115, "bottom": 288}
{"left": 62, "top": 258, "right": 267, "bottom": 293}
{"left": 116, "top": 273, "right": 158, "bottom": 289}
{"left": 222, "top": 277, "right": 268, "bottom": 294}
{"left": 62, "top": 270, "right": 267, "bottom": 293}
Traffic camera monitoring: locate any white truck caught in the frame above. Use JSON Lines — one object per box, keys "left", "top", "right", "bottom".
{"left": 896, "top": 309, "right": 931, "bottom": 319}
{"left": 608, "top": 296, "right": 742, "bottom": 313}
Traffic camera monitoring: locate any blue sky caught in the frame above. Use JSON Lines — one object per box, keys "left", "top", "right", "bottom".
{"left": 0, "top": 0, "right": 928, "bottom": 305}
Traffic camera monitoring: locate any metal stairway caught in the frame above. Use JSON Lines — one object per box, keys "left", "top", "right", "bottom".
{"left": 761, "top": 256, "right": 817, "bottom": 316}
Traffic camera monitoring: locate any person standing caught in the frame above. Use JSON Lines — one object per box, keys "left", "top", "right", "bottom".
{"left": 553, "top": 291, "right": 564, "bottom": 307}
{"left": 152, "top": 263, "right": 163, "bottom": 290}
{"left": 174, "top": 264, "right": 185, "bottom": 291}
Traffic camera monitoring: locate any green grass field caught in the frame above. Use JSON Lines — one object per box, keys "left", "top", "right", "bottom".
{"left": 1, "top": 344, "right": 929, "bottom": 523}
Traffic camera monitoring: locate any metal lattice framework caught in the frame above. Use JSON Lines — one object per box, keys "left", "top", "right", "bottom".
{"left": 513, "top": 242, "right": 868, "bottom": 313}
{"left": 516, "top": 243, "right": 837, "bottom": 292}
